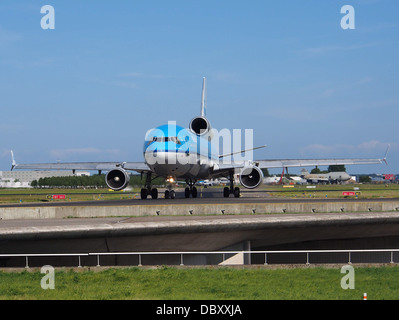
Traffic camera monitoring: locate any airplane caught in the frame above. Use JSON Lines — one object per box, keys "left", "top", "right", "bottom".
{"left": 11, "top": 78, "right": 389, "bottom": 200}
{"left": 300, "top": 169, "right": 351, "bottom": 184}
{"left": 198, "top": 180, "right": 213, "bottom": 187}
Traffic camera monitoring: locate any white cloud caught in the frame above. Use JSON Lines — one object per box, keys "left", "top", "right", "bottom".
{"left": 357, "top": 140, "right": 388, "bottom": 151}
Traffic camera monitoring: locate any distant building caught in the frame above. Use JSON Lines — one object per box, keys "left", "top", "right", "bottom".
{"left": 0, "top": 171, "right": 90, "bottom": 188}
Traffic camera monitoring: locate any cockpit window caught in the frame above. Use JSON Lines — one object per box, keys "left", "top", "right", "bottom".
{"left": 151, "top": 136, "right": 182, "bottom": 145}
{"left": 169, "top": 137, "right": 182, "bottom": 145}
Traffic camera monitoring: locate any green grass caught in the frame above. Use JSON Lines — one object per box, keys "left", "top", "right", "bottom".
{"left": 1, "top": 265, "right": 399, "bottom": 300}
{"left": 0, "top": 188, "right": 140, "bottom": 204}
{"left": 258, "top": 183, "right": 399, "bottom": 200}
{"left": 1, "top": 184, "right": 399, "bottom": 204}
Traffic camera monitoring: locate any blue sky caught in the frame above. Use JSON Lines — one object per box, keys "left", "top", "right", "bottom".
{"left": 0, "top": 0, "right": 398, "bottom": 175}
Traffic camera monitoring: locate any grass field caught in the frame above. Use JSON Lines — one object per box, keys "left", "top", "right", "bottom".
{"left": 1, "top": 265, "right": 399, "bottom": 300}
{"left": 261, "top": 183, "right": 399, "bottom": 199}
{"left": 1, "top": 183, "right": 399, "bottom": 204}
{"left": 1, "top": 185, "right": 399, "bottom": 301}
{"left": 0, "top": 188, "right": 140, "bottom": 204}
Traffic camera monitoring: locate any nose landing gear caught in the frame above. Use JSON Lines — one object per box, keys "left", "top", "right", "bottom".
{"left": 164, "top": 189, "right": 176, "bottom": 199}
{"left": 184, "top": 179, "right": 198, "bottom": 198}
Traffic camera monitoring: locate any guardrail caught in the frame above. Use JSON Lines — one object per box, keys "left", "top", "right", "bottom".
{"left": 0, "top": 253, "right": 89, "bottom": 268}
{"left": 1, "top": 249, "right": 399, "bottom": 268}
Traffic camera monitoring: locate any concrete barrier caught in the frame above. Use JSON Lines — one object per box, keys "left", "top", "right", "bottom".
{"left": 1, "top": 200, "right": 399, "bottom": 220}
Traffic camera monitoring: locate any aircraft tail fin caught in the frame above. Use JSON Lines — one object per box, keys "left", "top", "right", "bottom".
{"left": 300, "top": 168, "right": 309, "bottom": 176}
{"left": 200, "top": 77, "right": 206, "bottom": 117}
{"left": 383, "top": 144, "right": 390, "bottom": 165}
{"left": 10, "top": 150, "right": 17, "bottom": 171}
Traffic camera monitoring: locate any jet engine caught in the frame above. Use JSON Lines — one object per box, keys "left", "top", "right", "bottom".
{"left": 106, "top": 168, "right": 130, "bottom": 191}
{"left": 239, "top": 166, "right": 264, "bottom": 189}
{"left": 189, "top": 116, "right": 211, "bottom": 136}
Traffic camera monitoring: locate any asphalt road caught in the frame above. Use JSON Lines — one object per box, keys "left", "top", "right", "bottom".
{"left": 1, "top": 192, "right": 399, "bottom": 208}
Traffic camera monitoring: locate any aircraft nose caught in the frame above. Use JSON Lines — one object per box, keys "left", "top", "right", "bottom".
{"left": 145, "top": 149, "right": 164, "bottom": 165}
{"left": 145, "top": 150, "right": 178, "bottom": 165}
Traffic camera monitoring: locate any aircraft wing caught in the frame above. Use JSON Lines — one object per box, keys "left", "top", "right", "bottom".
{"left": 255, "top": 157, "right": 385, "bottom": 169}
{"left": 255, "top": 144, "right": 389, "bottom": 169}
{"left": 11, "top": 161, "right": 151, "bottom": 173}
{"left": 213, "top": 144, "right": 389, "bottom": 174}
{"left": 210, "top": 156, "right": 385, "bottom": 178}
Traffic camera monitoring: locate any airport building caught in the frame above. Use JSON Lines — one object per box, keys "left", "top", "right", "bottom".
{"left": 0, "top": 171, "right": 90, "bottom": 188}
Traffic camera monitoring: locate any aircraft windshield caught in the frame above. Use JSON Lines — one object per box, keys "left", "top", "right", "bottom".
{"left": 152, "top": 136, "right": 182, "bottom": 145}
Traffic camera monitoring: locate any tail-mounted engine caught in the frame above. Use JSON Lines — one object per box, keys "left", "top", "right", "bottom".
{"left": 190, "top": 78, "right": 213, "bottom": 138}
{"left": 106, "top": 168, "right": 130, "bottom": 191}
{"left": 239, "top": 166, "right": 264, "bottom": 189}
{"left": 189, "top": 116, "right": 211, "bottom": 136}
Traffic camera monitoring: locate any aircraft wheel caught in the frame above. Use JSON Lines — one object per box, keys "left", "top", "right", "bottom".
{"left": 140, "top": 188, "right": 148, "bottom": 200}
{"left": 185, "top": 187, "right": 190, "bottom": 198}
{"left": 234, "top": 187, "right": 240, "bottom": 198}
{"left": 151, "top": 188, "right": 158, "bottom": 200}
{"left": 191, "top": 187, "right": 198, "bottom": 198}
{"left": 170, "top": 190, "right": 176, "bottom": 199}
{"left": 165, "top": 190, "right": 170, "bottom": 199}
{"left": 223, "top": 187, "right": 230, "bottom": 198}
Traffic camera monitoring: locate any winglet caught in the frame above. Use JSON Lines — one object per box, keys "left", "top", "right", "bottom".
{"left": 383, "top": 144, "right": 390, "bottom": 165}
{"left": 10, "top": 150, "right": 17, "bottom": 171}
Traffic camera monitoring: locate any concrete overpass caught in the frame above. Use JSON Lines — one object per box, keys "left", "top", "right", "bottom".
{"left": 1, "top": 198, "right": 399, "bottom": 219}
{"left": 1, "top": 209, "right": 399, "bottom": 267}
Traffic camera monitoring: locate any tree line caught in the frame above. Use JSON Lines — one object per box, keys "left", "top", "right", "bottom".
{"left": 31, "top": 175, "right": 166, "bottom": 188}
{"left": 262, "top": 165, "right": 347, "bottom": 177}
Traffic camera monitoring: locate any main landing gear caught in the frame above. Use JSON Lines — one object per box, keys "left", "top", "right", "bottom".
{"left": 223, "top": 171, "right": 240, "bottom": 198}
{"left": 140, "top": 172, "right": 159, "bottom": 200}
{"left": 140, "top": 172, "right": 240, "bottom": 200}
{"left": 140, "top": 187, "right": 158, "bottom": 200}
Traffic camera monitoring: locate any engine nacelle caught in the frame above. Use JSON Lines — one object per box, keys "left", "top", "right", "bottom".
{"left": 239, "top": 166, "right": 264, "bottom": 189}
{"left": 189, "top": 116, "right": 211, "bottom": 136}
{"left": 106, "top": 168, "right": 130, "bottom": 191}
